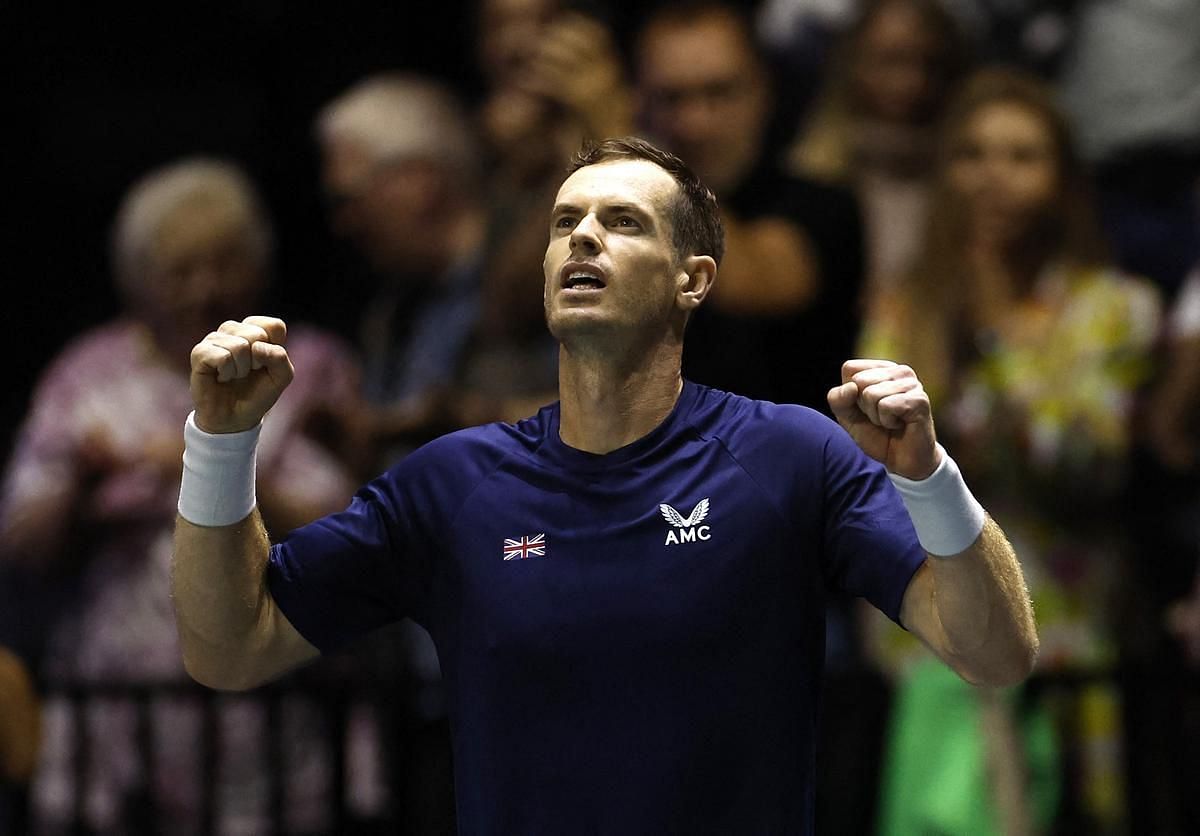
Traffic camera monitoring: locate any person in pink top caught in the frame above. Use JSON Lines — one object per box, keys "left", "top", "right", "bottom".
{"left": 0, "top": 158, "right": 367, "bottom": 834}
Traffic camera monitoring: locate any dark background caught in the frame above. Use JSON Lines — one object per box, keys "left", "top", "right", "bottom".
{"left": 4, "top": 2, "right": 679, "bottom": 462}
{"left": 4, "top": 2, "right": 494, "bottom": 460}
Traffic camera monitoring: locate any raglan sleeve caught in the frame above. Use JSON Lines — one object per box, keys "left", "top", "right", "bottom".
{"left": 819, "top": 423, "right": 926, "bottom": 625}
{"left": 265, "top": 441, "right": 449, "bottom": 653}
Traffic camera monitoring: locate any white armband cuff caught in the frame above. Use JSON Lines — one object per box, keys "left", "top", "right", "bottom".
{"left": 887, "top": 444, "right": 986, "bottom": 557}
{"left": 178, "top": 411, "right": 261, "bottom": 527}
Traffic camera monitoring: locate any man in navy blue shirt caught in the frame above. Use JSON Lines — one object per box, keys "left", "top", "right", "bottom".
{"left": 173, "top": 137, "right": 1038, "bottom": 834}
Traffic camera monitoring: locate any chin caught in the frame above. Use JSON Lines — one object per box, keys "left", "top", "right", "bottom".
{"left": 546, "top": 308, "right": 622, "bottom": 345}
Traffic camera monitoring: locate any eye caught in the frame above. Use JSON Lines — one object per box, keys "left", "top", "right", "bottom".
{"left": 554, "top": 215, "right": 577, "bottom": 230}
{"left": 1010, "top": 145, "right": 1049, "bottom": 165}
{"left": 952, "top": 143, "right": 983, "bottom": 163}
{"left": 613, "top": 216, "right": 640, "bottom": 229}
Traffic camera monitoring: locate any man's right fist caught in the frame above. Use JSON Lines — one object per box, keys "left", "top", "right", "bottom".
{"left": 189, "top": 316, "right": 294, "bottom": 434}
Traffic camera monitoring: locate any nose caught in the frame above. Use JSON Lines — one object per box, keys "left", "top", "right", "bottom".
{"left": 569, "top": 213, "right": 603, "bottom": 254}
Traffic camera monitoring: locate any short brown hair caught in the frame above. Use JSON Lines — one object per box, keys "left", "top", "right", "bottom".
{"left": 568, "top": 136, "right": 726, "bottom": 265}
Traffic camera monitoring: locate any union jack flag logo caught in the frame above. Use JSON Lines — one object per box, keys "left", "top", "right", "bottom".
{"left": 503, "top": 533, "right": 547, "bottom": 560}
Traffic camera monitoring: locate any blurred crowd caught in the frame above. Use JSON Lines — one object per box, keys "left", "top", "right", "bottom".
{"left": 2, "top": 0, "right": 1199, "bottom": 833}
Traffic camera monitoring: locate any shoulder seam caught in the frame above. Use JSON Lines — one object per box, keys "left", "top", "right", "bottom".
{"left": 708, "top": 431, "right": 806, "bottom": 541}
{"left": 444, "top": 432, "right": 529, "bottom": 534}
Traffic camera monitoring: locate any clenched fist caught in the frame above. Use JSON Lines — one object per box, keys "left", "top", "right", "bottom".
{"left": 190, "top": 316, "right": 294, "bottom": 434}
{"left": 827, "top": 359, "right": 941, "bottom": 481}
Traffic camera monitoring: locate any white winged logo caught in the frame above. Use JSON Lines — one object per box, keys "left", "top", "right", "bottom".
{"left": 659, "top": 498, "right": 712, "bottom": 545}
{"left": 660, "top": 498, "right": 710, "bottom": 527}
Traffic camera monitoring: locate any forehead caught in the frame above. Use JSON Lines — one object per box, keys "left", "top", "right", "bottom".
{"left": 153, "top": 195, "right": 252, "bottom": 263}
{"left": 966, "top": 102, "right": 1053, "bottom": 144}
{"left": 322, "top": 135, "right": 375, "bottom": 185}
{"left": 482, "top": 0, "right": 556, "bottom": 24}
{"left": 639, "top": 15, "right": 754, "bottom": 83}
{"left": 555, "top": 159, "right": 678, "bottom": 216}
{"left": 863, "top": 1, "right": 932, "bottom": 46}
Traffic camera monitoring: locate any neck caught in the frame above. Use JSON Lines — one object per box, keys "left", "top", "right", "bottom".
{"left": 966, "top": 233, "right": 1049, "bottom": 298}
{"left": 556, "top": 339, "right": 684, "bottom": 454}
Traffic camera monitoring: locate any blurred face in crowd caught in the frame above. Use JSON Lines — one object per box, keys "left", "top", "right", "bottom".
{"left": 948, "top": 101, "right": 1060, "bottom": 248}
{"left": 143, "top": 196, "right": 265, "bottom": 347}
{"left": 543, "top": 159, "right": 689, "bottom": 344}
{"left": 852, "top": 0, "right": 947, "bottom": 124}
{"left": 322, "top": 135, "right": 448, "bottom": 275}
{"left": 636, "top": 11, "right": 769, "bottom": 195}
{"left": 478, "top": 0, "right": 560, "bottom": 88}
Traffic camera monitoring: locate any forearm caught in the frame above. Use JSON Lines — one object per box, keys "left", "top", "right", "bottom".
{"left": 174, "top": 316, "right": 319, "bottom": 689}
{"left": 889, "top": 442, "right": 1038, "bottom": 687}
{"left": 918, "top": 517, "right": 1039, "bottom": 686}
{"left": 712, "top": 215, "right": 818, "bottom": 313}
{"left": 172, "top": 511, "right": 316, "bottom": 690}
{"left": 831, "top": 361, "right": 1039, "bottom": 685}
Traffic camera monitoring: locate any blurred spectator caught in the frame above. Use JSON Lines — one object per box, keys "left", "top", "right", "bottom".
{"left": 0, "top": 158, "right": 365, "bottom": 834}
{"left": 757, "top": 0, "right": 1075, "bottom": 88}
{"left": 860, "top": 67, "right": 1162, "bottom": 835}
{"left": 630, "top": 2, "right": 875, "bottom": 830}
{"left": 315, "top": 73, "right": 490, "bottom": 459}
{"left": 755, "top": 0, "right": 861, "bottom": 123}
{"left": 1167, "top": 564, "right": 1200, "bottom": 664}
{"left": 1124, "top": 255, "right": 1200, "bottom": 832}
{"left": 0, "top": 644, "right": 39, "bottom": 834}
{"left": 1055, "top": 0, "right": 1200, "bottom": 301}
{"left": 314, "top": 71, "right": 499, "bottom": 835}
{"left": 1145, "top": 262, "right": 1200, "bottom": 478}
{"left": 787, "top": 0, "right": 971, "bottom": 303}
{"left": 465, "top": 0, "right": 632, "bottom": 414}
{"left": 633, "top": 0, "right": 867, "bottom": 414}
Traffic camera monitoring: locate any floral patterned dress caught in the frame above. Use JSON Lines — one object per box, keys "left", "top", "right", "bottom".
{"left": 860, "top": 264, "right": 1162, "bottom": 834}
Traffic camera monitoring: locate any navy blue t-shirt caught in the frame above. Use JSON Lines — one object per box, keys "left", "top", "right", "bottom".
{"left": 268, "top": 381, "right": 926, "bottom": 835}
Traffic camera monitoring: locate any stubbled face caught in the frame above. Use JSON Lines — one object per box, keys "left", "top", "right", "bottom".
{"left": 948, "top": 102, "right": 1059, "bottom": 248}
{"left": 636, "top": 14, "right": 768, "bottom": 195}
{"left": 853, "top": 0, "right": 945, "bottom": 124}
{"left": 543, "top": 159, "right": 686, "bottom": 343}
{"left": 144, "top": 197, "right": 264, "bottom": 346}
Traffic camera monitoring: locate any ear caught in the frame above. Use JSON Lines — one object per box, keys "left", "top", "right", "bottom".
{"left": 676, "top": 255, "right": 717, "bottom": 311}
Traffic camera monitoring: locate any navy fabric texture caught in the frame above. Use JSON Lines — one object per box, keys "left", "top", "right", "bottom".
{"left": 268, "top": 381, "right": 925, "bottom": 835}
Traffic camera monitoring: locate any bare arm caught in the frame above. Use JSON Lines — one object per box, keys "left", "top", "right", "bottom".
{"left": 899, "top": 517, "right": 1037, "bottom": 686}
{"left": 708, "top": 211, "right": 820, "bottom": 315}
{"left": 829, "top": 359, "right": 1038, "bottom": 687}
{"left": 170, "top": 316, "right": 320, "bottom": 691}
{"left": 172, "top": 511, "right": 317, "bottom": 690}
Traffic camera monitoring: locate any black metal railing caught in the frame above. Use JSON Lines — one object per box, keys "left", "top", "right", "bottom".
{"left": 39, "top": 678, "right": 399, "bottom": 836}
{"left": 23, "top": 665, "right": 1200, "bottom": 835}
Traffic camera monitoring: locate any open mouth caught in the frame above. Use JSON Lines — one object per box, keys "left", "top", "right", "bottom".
{"left": 561, "top": 263, "right": 608, "bottom": 291}
{"left": 564, "top": 273, "right": 605, "bottom": 290}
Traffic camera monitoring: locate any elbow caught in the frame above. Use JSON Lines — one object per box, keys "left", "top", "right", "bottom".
{"left": 962, "top": 633, "right": 1040, "bottom": 689}
{"left": 180, "top": 644, "right": 270, "bottom": 692}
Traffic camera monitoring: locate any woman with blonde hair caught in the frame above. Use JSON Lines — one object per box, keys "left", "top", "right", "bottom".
{"left": 862, "top": 67, "right": 1162, "bottom": 835}
{"left": 788, "top": 0, "right": 971, "bottom": 300}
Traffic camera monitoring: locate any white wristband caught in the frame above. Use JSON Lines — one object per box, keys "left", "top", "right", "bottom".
{"left": 178, "top": 411, "right": 261, "bottom": 527}
{"left": 887, "top": 444, "right": 986, "bottom": 557}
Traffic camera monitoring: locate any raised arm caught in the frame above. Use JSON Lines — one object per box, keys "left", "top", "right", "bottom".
{"left": 171, "top": 316, "right": 318, "bottom": 691}
{"left": 828, "top": 359, "right": 1039, "bottom": 687}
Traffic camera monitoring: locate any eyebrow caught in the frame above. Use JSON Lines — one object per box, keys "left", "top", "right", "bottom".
{"left": 550, "top": 202, "right": 655, "bottom": 223}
